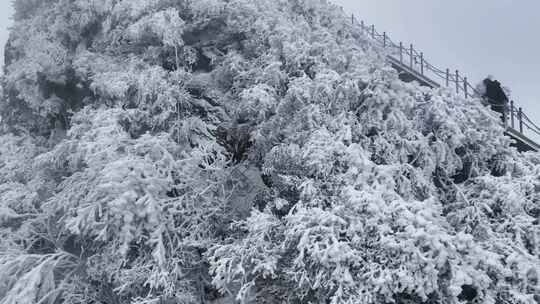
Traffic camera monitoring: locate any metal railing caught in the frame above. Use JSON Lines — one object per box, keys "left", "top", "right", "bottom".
{"left": 349, "top": 15, "right": 540, "bottom": 143}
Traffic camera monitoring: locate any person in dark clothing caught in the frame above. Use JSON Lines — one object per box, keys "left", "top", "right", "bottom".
{"left": 483, "top": 77, "right": 509, "bottom": 122}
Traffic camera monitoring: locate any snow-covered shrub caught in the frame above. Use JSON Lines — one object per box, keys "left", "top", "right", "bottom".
{"left": 0, "top": 0, "right": 539, "bottom": 303}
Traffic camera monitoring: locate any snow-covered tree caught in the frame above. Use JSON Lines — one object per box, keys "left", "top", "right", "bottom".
{"left": 0, "top": 0, "right": 538, "bottom": 303}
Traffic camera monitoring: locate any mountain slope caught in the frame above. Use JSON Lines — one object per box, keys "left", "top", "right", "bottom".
{"left": 0, "top": 0, "right": 539, "bottom": 303}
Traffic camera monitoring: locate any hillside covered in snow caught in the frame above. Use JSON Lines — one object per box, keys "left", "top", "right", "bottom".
{"left": 0, "top": 0, "right": 539, "bottom": 303}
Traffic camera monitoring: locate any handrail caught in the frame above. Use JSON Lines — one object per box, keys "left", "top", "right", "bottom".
{"left": 350, "top": 15, "right": 540, "bottom": 142}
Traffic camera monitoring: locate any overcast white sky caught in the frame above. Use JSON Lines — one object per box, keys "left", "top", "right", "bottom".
{"left": 0, "top": 0, "right": 539, "bottom": 130}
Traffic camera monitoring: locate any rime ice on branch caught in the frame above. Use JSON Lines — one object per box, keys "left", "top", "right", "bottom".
{"left": 0, "top": 1, "right": 539, "bottom": 304}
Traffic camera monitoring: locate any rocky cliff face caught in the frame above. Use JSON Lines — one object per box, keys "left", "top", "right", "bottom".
{"left": 0, "top": 1, "right": 538, "bottom": 303}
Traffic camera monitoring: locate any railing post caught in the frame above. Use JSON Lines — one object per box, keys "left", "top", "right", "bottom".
{"left": 464, "top": 77, "right": 468, "bottom": 98}
{"left": 409, "top": 44, "right": 414, "bottom": 68}
{"left": 519, "top": 107, "right": 524, "bottom": 133}
{"left": 352, "top": 14, "right": 354, "bottom": 24}
{"left": 361, "top": 20, "right": 364, "bottom": 32}
{"left": 446, "top": 68, "right": 450, "bottom": 87}
{"left": 399, "top": 42, "right": 403, "bottom": 63}
{"left": 371, "top": 24, "right": 375, "bottom": 38}
{"left": 510, "top": 100, "right": 515, "bottom": 128}
{"left": 420, "top": 52, "right": 424, "bottom": 75}
{"left": 455, "top": 70, "right": 460, "bottom": 94}
{"left": 383, "top": 32, "right": 386, "bottom": 47}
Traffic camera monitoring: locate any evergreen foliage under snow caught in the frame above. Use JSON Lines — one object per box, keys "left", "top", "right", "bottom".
{"left": 0, "top": 0, "right": 538, "bottom": 303}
